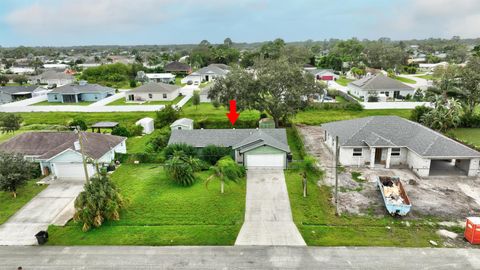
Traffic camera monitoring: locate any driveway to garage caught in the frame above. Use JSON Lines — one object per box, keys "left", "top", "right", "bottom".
{"left": 235, "top": 169, "right": 306, "bottom": 246}
{"left": 0, "top": 180, "right": 83, "bottom": 246}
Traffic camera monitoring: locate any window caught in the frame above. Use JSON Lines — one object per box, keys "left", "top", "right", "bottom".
{"left": 163, "top": 94, "right": 167, "bottom": 99}
{"left": 54, "top": 95, "right": 58, "bottom": 100}
{"left": 391, "top": 148, "right": 401, "bottom": 156}
{"left": 148, "top": 93, "right": 153, "bottom": 99}
{"left": 385, "top": 91, "right": 390, "bottom": 97}
{"left": 353, "top": 148, "right": 363, "bottom": 156}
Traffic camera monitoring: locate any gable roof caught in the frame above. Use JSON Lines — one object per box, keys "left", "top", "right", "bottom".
{"left": 349, "top": 74, "right": 414, "bottom": 91}
{"left": 49, "top": 83, "right": 114, "bottom": 94}
{"left": 0, "top": 85, "right": 39, "bottom": 95}
{"left": 168, "top": 128, "right": 290, "bottom": 152}
{"left": 128, "top": 82, "right": 180, "bottom": 94}
{"left": 164, "top": 61, "right": 191, "bottom": 72}
{"left": 0, "top": 132, "right": 126, "bottom": 160}
{"left": 322, "top": 116, "right": 480, "bottom": 158}
{"left": 307, "top": 69, "right": 335, "bottom": 76}
{"left": 170, "top": 118, "right": 193, "bottom": 127}
{"left": 33, "top": 70, "right": 74, "bottom": 80}
{"left": 192, "top": 64, "right": 229, "bottom": 76}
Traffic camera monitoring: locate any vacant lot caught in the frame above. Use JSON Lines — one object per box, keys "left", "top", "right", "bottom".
{"left": 452, "top": 128, "right": 480, "bottom": 148}
{"left": 47, "top": 164, "right": 246, "bottom": 245}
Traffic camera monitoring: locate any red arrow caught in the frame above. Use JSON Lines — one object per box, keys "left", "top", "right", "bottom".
{"left": 226, "top": 100, "right": 240, "bottom": 126}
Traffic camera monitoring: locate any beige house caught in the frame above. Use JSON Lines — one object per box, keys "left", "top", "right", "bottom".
{"left": 125, "top": 82, "right": 180, "bottom": 103}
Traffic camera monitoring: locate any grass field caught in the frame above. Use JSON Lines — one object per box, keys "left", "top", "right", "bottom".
{"left": 293, "top": 109, "right": 412, "bottom": 125}
{"left": 47, "top": 164, "right": 246, "bottom": 245}
{"left": 180, "top": 100, "right": 260, "bottom": 123}
{"left": 451, "top": 128, "right": 480, "bottom": 148}
{"left": 415, "top": 74, "right": 435, "bottom": 80}
{"left": 107, "top": 95, "right": 183, "bottom": 106}
{"left": 30, "top": 101, "right": 95, "bottom": 106}
{"left": 395, "top": 76, "right": 416, "bottom": 84}
{"left": 0, "top": 180, "right": 46, "bottom": 225}
{"left": 336, "top": 76, "right": 353, "bottom": 86}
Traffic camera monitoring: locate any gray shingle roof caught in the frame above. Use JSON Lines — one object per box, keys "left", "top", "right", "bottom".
{"left": 192, "top": 65, "right": 229, "bottom": 76}
{"left": 0, "top": 86, "right": 39, "bottom": 95}
{"left": 49, "top": 83, "right": 114, "bottom": 94}
{"left": 171, "top": 118, "right": 193, "bottom": 127}
{"left": 168, "top": 128, "right": 290, "bottom": 152}
{"left": 0, "top": 132, "right": 126, "bottom": 160}
{"left": 33, "top": 70, "right": 74, "bottom": 80}
{"left": 349, "top": 74, "right": 414, "bottom": 91}
{"left": 128, "top": 82, "right": 179, "bottom": 94}
{"left": 322, "top": 116, "right": 480, "bottom": 158}
{"left": 164, "top": 61, "right": 191, "bottom": 72}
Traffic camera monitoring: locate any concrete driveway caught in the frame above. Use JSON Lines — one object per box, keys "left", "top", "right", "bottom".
{"left": 0, "top": 180, "right": 84, "bottom": 246}
{"left": 235, "top": 169, "right": 306, "bottom": 246}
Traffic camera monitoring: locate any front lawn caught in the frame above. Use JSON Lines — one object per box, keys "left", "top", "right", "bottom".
{"left": 107, "top": 95, "right": 184, "bottom": 106}
{"left": 126, "top": 130, "right": 163, "bottom": 153}
{"left": 415, "top": 74, "right": 435, "bottom": 80}
{"left": 451, "top": 128, "right": 480, "bottom": 148}
{"left": 30, "top": 101, "right": 95, "bottom": 106}
{"left": 394, "top": 76, "right": 416, "bottom": 84}
{"left": 336, "top": 76, "right": 353, "bottom": 86}
{"left": 47, "top": 164, "right": 246, "bottom": 245}
{"left": 0, "top": 180, "right": 46, "bottom": 225}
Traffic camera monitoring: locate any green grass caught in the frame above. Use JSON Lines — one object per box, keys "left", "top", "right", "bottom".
{"left": 293, "top": 109, "right": 412, "bottom": 125}
{"left": 394, "top": 76, "right": 416, "bottom": 84}
{"left": 336, "top": 76, "right": 353, "bottom": 86}
{"left": 107, "top": 95, "right": 184, "bottom": 106}
{"left": 0, "top": 180, "right": 46, "bottom": 225}
{"left": 126, "top": 129, "right": 164, "bottom": 153}
{"left": 30, "top": 101, "right": 95, "bottom": 106}
{"left": 451, "top": 128, "right": 480, "bottom": 148}
{"left": 415, "top": 74, "right": 435, "bottom": 80}
{"left": 335, "top": 96, "right": 347, "bottom": 103}
{"left": 180, "top": 100, "right": 260, "bottom": 123}
{"left": 47, "top": 164, "right": 246, "bottom": 245}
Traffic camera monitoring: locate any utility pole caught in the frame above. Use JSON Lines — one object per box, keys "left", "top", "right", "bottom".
{"left": 76, "top": 127, "right": 90, "bottom": 184}
{"left": 335, "top": 136, "right": 340, "bottom": 216}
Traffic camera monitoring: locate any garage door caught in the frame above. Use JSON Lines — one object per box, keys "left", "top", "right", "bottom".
{"left": 53, "top": 163, "right": 95, "bottom": 180}
{"left": 245, "top": 154, "right": 285, "bottom": 169}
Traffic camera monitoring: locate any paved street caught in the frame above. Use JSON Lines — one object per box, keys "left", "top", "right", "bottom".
{"left": 1, "top": 246, "right": 479, "bottom": 269}
{"left": 235, "top": 169, "right": 306, "bottom": 246}
{"left": 0, "top": 180, "right": 84, "bottom": 246}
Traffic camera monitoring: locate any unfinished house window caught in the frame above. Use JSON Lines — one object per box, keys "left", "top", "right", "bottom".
{"left": 391, "top": 148, "right": 401, "bottom": 156}
{"left": 163, "top": 94, "right": 167, "bottom": 99}
{"left": 353, "top": 148, "right": 363, "bottom": 156}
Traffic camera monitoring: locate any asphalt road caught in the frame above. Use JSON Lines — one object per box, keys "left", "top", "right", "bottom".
{"left": 1, "top": 246, "right": 479, "bottom": 269}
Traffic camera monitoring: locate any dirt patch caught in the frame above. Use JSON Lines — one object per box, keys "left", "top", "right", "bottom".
{"left": 297, "top": 125, "right": 480, "bottom": 221}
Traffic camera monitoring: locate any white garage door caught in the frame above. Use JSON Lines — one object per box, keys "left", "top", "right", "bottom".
{"left": 53, "top": 163, "right": 95, "bottom": 180}
{"left": 245, "top": 154, "right": 285, "bottom": 169}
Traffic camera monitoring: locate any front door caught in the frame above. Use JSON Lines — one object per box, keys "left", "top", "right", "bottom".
{"left": 128, "top": 94, "right": 135, "bottom": 101}
{"left": 375, "top": 148, "right": 382, "bottom": 164}
{"left": 394, "top": 91, "right": 400, "bottom": 99}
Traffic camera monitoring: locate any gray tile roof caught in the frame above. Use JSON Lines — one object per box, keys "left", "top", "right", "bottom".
{"left": 49, "top": 83, "right": 114, "bottom": 94}
{"left": 349, "top": 74, "right": 414, "bottom": 91}
{"left": 128, "top": 82, "right": 179, "bottom": 94}
{"left": 164, "top": 61, "right": 191, "bottom": 72}
{"left": 0, "top": 86, "right": 39, "bottom": 95}
{"left": 322, "top": 116, "right": 480, "bottom": 158}
{"left": 168, "top": 128, "right": 290, "bottom": 152}
{"left": 192, "top": 65, "right": 229, "bottom": 76}
{"left": 0, "top": 132, "right": 126, "bottom": 160}
{"left": 33, "top": 70, "right": 74, "bottom": 80}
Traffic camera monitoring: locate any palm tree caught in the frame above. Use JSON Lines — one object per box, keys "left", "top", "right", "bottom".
{"left": 206, "top": 156, "right": 244, "bottom": 194}
{"left": 421, "top": 96, "right": 462, "bottom": 132}
{"left": 164, "top": 151, "right": 201, "bottom": 186}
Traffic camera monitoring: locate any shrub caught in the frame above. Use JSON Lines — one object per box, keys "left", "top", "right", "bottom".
{"left": 111, "top": 126, "right": 130, "bottom": 137}
{"left": 201, "top": 145, "right": 232, "bottom": 165}
{"left": 68, "top": 118, "right": 87, "bottom": 131}
{"left": 303, "top": 155, "right": 320, "bottom": 173}
{"left": 129, "top": 80, "right": 137, "bottom": 88}
{"left": 164, "top": 152, "right": 201, "bottom": 186}
{"left": 155, "top": 105, "right": 179, "bottom": 128}
{"left": 127, "top": 124, "right": 143, "bottom": 137}
{"left": 410, "top": 105, "right": 433, "bottom": 123}
{"left": 212, "top": 99, "right": 221, "bottom": 109}
{"left": 163, "top": 143, "right": 197, "bottom": 159}
{"left": 405, "top": 94, "right": 412, "bottom": 101}
{"left": 461, "top": 114, "right": 480, "bottom": 128}
{"left": 146, "top": 130, "right": 171, "bottom": 153}
{"left": 413, "top": 90, "right": 424, "bottom": 101}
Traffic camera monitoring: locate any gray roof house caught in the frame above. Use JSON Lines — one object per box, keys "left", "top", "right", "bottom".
{"left": 168, "top": 128, "right": 291, "bottom": 168}
{"left": 47, "top": 82, "right": 115, "bottom": 103}
{"left": 0, "top": 132, "right": 126, "bottom": 180}
{"left": 322, "top": 116, "right": 480, "bottom": 177}
{"left": 181, "top": 64, "right": 230, "bottom": 84}
{"left": 0, "top": 85, "right": 43, "bottom": 104}
{"left": 348, "top": 74, "right": 415, "bottom": 102}
{"left": 31, "top": 70, "right": 75, "bottom": 86}
{"left": 125, "top": 82, "right": 180, "bottom": 102}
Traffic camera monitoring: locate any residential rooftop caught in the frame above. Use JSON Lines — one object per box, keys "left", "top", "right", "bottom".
{"left": 349, "top": 74, "right": 414, "bottom": 91}
{"left": 128, "top": 82, "right": 180, "bottom": 93}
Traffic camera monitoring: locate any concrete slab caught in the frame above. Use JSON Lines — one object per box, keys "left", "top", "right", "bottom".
{"left": 235, "top": 169, "right": 306, "bottom": 246}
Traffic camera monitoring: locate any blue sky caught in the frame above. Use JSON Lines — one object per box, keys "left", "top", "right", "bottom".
{"left": 1, "top": 0, "right": 480, "bottom": 47}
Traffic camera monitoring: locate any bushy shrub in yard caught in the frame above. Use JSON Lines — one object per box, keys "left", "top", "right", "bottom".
{"left": 111, "top": 126, "right": 130, "bottom": 137}
{"left": 165, "top": 152, "right": 201, "bottom": 186}
{"left": 410, "top": 105, "right": 433, "bottom": 123}
{"left": 155, "top": 105, "right": 179, "bottom": 128}
{"left": 147, "top": 131, "right": 171, "bottom": 153}
{"left": 163, "top": 143, "right": 197, "bottom": 159}
{"left": 461, "top": 114, "right": 480, "bottom": 128}
{"left": 68, "top": 118, "right": 87, "bottom": 131}
{"left": 127, "top": 124, "right": 143, "bottom": 137}
{"left": 201, "top": 145, "right": 232, "bottom": 165}
{"left": 413, "top": 90, "right": 425, "bottom": 101}
{"left": 303, "top": 155, "right": 320, "bottom": 173}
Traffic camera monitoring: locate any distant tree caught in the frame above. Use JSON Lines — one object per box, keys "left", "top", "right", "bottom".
{"left": 155, "top": 105, "right": 179, "bottom": 128}
{"left": 473, "top": 45, "right": 480, "bottom": 57}
{"left": 0, "top": 75, "right": 8, "bottom": 86}
{"left": 73, "top": 175, "right": 124, "bottom": 232}
{"left": 0, "top": 153, "right": 37, "bottom": 198}
{"left": 224, "top": 38, "right": 233, "bottom": 47}
{"left": 212, "top": 99, "right": 221, "bottom": 109}
{"left": 13, "top": 75, "right": 28, "bottom": 85}
{"left": 0, "top": 113, "right": 22, "bottom": 133}
{"left": 457, "top": 57, "right": 480, "bottom": 119}
{"left": 192, "top": 91, "right": 200, "bottom": 109}
{"left": 129, "top": 80, "right": 137, "bottom": 88}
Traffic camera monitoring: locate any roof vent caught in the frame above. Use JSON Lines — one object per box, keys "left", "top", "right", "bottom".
{"left": 74, "top": 140, "right": 81, "bottom": 151}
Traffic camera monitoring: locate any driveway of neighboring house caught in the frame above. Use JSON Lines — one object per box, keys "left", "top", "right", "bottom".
{"left": 235, "top": 169, "right": 306, "bottom": 246}
{"left": 88, "top": 92, "right": 125, "bottom": 107}
{"left": 0, "top": 180, "right": 84, "bottom": 246}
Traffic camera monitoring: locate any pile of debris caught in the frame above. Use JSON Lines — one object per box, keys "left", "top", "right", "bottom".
{"left": 381, "top": 178, "right": 405, "bottom": 205}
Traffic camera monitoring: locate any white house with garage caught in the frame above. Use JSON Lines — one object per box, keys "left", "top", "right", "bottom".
{"left": 0, "top": 132, "right": 127, "bottom": 181}
{"left": 322, "top": 116, "right": 480, "bottom": 177}
{"left": 348, "top": 74, "right": 415, "bottom": 101}
{"left": 125, "top": 82, "right": 180, "bottom": 103}
{"left": 168, "top": 123, "right": 290, "bottom": 169}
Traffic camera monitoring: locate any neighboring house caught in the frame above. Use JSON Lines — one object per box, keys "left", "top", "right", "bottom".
{"left": 8, "top": 67, "right": 35, "bottom": 75}
{"left": 43, "top": 64, "right": 70, "bottom": 69}
{"left": 0, "top": 86, "right": 45, "bottom": 104}
{"left": 181, "top": 64, "right": 230, "bottom": 84}
{"left": 168, "top": 128, "right": 291, "bottom": 169}
{"left": 348, "top": 74, "right": 415, "bottom": 101}
{"left": 0, "top": 132, "right": 127, "bottom": 180}
{"left": 418, "top": 62, "right": 448, "bottom": 73}
{"left": 322, "top": 116, "right": 480, "bottom": 177}
{"left": 77, "top": 63, "right": 101, "bottom": 68}
{"left": 47, "top": 82, "right": 115, "bottom": 103}
{"left": 144, "top": 73, "right": 176, "bottom": 84}
{"left": 170, "top": 118, "right": 194, "bottom": 130}
{"left": 125, "top": 82, "right": 180, "bottom": 102}
{"left": 164, "top": 61, "right": 192, "bottom": 75}
{"left": 32, "top": 70, "right": 75, "bottom": 86}
{"left": 307, "top": 69, "right": 339, "bottom": 81}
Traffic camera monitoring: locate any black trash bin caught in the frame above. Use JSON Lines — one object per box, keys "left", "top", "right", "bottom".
{"left": 35, "top": 231, "right": 48, "bottom": 245}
